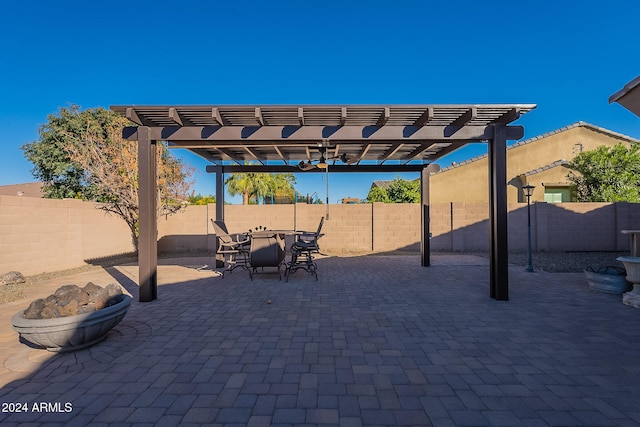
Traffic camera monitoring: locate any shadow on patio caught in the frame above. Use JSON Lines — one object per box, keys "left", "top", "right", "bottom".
{"left": 1, "top": 254, "right": 638, "bottom": 426}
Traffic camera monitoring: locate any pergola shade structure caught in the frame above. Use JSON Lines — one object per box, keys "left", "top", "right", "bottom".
{"left": 111, "top": 104, "right": 536, "bottom": 302}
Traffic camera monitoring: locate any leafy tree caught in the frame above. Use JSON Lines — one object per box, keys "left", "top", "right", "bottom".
{"left": 225, "top": 170, "right": 296, "bottom": 204}
{"left": 387, "top": 178, "right": 420, "bottom": 203}
{"left": 366, "top": 186, "right": 390, "bottom": 203}
{"left": 567, "top": 143, "right": 640, "bottom": 202}
{"left": 366, "top": 178, "right": 420, "bottom": 203}
{"left": 270, "top": 173, "right": 297, "bottom": 202}
{"left": 189, "top": 194, "right": 216, "bottom": 205}
{"left": 22, "top": 105, "right": 110, "bottom": 199}
{"left": 22, "top": 105, "right": 194, "bottom": 251}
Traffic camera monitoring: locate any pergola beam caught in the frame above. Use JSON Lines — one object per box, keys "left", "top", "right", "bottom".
{"left": 126, "top": 108, "right": 144, "bottom": 126}
{"left": 216, "top": 147, "right": 244, "bottom": 164}
{"left": 355, "top": 144, "right": 372, "bottom": 164}
{"left": 403, "top": 143, "right": 437, "bottom": 161}
{"left": 376, "top": 107, "right": 391, "bottom": 127}
{"left": 168, "top": 108, "right": 183, "bottom": 126}
{"left": 492, "top": 107, "right": 520, "bottom": 124}
{"left": 255, "top": 107, "right": 265, "bottom": 126}
{"left": 273, "top": 145, "right": 287, "bottom": 163}
{"left": 206, "top": 164, "right": 427, "bottom": 173}
{"left": 380, "top": 143, "right": 404, "bottom": 163}
{"left": 445, "top": 107, "right": 477, "bottom": 136}
{"left": 243, "top": 147, "right": 264, "bottom": 164}
{"left": 123, "top": 124, "right": 524, "bottom": 143}
{"left": 212, "top": 107, "right": 227, "bottom": 126}
{"left": 413, "top": 107, "right": 434, "bottom": 127}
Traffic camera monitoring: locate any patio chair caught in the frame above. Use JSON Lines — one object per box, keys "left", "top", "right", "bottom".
{"left": 211, "top": 219, "right": 252, "bottom": 279}
{"left": 286, "top": 217, "right": 324, "bottom": 281}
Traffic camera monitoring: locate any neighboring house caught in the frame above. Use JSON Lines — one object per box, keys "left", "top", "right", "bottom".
{"left": 429, "top": 122, "right": 639, "bottom": 204}
{"left": 0, "top": 182, "right": 44, "bottom": 198}
{"left": 370, "top": 180, "right": 393, "bottom": 191}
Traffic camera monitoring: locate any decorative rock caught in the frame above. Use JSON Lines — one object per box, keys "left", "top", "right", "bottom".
{"left": 0, "top": 271, "right": 26, "bottom": 286}
{"left": 56, "top": 299, "right": 79, "bottom": 317}
{"left": 23, "top": 299, "right": 45, "bottom": 318}
{"left": 22, "top": 283, "right": 123, "bottom": 319}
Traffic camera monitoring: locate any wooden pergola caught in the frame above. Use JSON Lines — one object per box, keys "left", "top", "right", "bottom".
{"left": 111, "top": 104, "right": 536, "bottom": 302}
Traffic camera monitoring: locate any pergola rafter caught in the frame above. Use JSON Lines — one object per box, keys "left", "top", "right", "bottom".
{"left": 111, "top": 104, "right": 536, "bottom": 303}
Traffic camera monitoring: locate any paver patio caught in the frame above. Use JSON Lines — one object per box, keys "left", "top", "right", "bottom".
{"left": 0, "top": 254, "right": 639, "bottom": 426}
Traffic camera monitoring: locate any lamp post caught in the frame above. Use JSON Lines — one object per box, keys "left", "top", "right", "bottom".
{"left": 523, "top": 184, "right": 535, "bottom": 272}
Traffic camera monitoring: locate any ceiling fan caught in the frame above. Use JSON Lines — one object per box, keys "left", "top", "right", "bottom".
{"left": 297, "top": 145, "right": 357, "bottom": 171}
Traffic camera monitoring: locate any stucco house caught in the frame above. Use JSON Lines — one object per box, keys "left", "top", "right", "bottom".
{"left": 429, "top": 122, "right": 639, "bottom": 204}
{"left": 0, "top": 182, "right": 44, "bottom": 198}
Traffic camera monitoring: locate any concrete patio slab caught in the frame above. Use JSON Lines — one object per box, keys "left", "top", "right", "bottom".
{"left": 1, "top": 254, "right": 638, "bottom": 426}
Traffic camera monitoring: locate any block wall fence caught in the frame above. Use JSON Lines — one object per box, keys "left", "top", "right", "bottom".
{"left": 2, "top": 194, "right": 639, "bottom": 276}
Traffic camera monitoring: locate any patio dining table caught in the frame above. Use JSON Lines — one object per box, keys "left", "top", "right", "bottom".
{"left": 248, "top": 230, "right": 298, "bottom": 279}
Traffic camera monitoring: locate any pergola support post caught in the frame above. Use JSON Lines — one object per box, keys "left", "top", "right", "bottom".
{"left": 213, "top": 166, "right": 225, "bottom": 268}
{"left": 489, "top": 124, "right": 509, "bottom": 300}
{"left": 137, "top": 127, "right": 158, "bottom": 302}
{"left": 215, "top": 166, "right": 224, "bottom": 221}
{"left": 420, "top": 166, "right": 431, "bottom": 267}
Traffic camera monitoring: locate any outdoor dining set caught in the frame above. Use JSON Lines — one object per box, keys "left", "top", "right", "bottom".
{"left": 210, "top": 218, "right": 324, "bottom": 281}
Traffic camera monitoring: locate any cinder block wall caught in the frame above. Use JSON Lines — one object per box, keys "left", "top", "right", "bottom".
{"left": 3, "top": 196, "right": 639, "bottom": 276}
{"left": 157, "top": 204, "right": 211, "bottom": 254}
{"left": 428, "top": 202, "right": 636, "bottom": 253}
{"left": 219, "top": 204, "right": 374, "bottom": 254}
{"left": 0, "top": 195, "right": 132, "bottom": 276}
{"left": 372, "top": 202, "right": 419, "bottom": 252}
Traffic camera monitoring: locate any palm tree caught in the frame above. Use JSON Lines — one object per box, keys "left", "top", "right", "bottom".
{"left": 269, "top": 173, "right": 296, "bottom": 203}
{"left": 225, "top": 172, "right": 296, "bottom": 204}
{"left": 225, "top": 173, "right": 254, "bottom": 205}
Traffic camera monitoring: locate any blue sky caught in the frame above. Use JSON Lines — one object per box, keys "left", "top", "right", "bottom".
{"left": 1, "top": 0, "right": 639, "bottom": 203}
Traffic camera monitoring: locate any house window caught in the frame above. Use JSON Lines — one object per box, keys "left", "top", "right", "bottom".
{"left": 544, "top": 187, "right": 571, "bottom": 203}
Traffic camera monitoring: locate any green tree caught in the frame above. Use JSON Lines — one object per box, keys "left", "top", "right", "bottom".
{"left": 366, "top": 186, "right": 390, "bottom": 203}
{"left": 387, "top": 178, "right": 420, "bottom": 203}
{"left": 567, "top": 144, "right": 640, "bottom": 202}
{"left": 366, "top": 178, "right": 420, "bottom": 203}
{"left": 189, "top": 194, "right": 216, "bottom": 205}
{"left": 22, "top": 105, "right": 194, "bottom": 251}
{"left": 22, "top": 105, "right": 110, "bottom": 199}
{"left": 225, "top": 171, "right": 296, "bottom": 204}
{"left": 270, "top": 173, "right": 296, "bottom": 202}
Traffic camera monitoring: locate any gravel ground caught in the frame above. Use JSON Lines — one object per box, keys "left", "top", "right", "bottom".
{"left": 0, "top": 251, "right": 629, "bottom": 305}
{"left": 501, "top": 251, "right": 627, "bottom": 273}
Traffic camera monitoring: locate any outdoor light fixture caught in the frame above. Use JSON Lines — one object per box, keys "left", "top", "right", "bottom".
{"left": 523, "top": 184, "right": 535, "bottom": 272}
{"left": 523, "top": 184, "right": 535, "bottom": 198}
{"left": 316, "top": 155, "right": 328, "bottom": 169}
{"left": 339, "top": 153, "right": 356, "bottom": 164}
{"left": 297, "top": 160, "right": 315, "bottom": 171}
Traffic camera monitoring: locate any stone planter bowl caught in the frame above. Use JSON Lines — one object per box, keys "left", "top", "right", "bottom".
{"left": 584, "top": 266, "right": 631, "bottom": 294}
{"left": 11, "top": 294, "right": 131, "bottom": 352}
